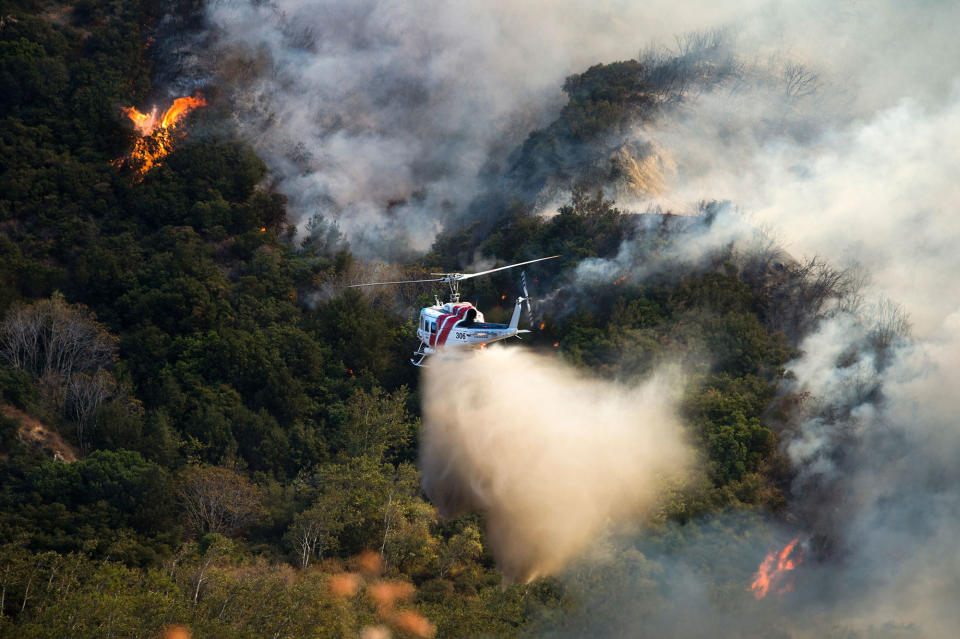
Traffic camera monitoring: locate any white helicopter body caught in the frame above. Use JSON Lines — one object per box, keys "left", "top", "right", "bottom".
{"left": 412, "top": 298, "right": 528, "bottom": 365}
{"left": 349, "top": 256, "right": 557, "bottom": 366}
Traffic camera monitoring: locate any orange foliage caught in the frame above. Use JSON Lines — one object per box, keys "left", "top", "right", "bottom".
{"left": 330, "top": 552, "right": 434, "bottom": 638}
{"left": 360, "top": 626, "right": 392, "bottom": 639}
{"left": 368, "top": 580, "right": 415, "bottom": 611}
{"left": 159, "top": 625, "right": 192, "bottom": 639}
{"left": 391, "top": 610, "right": 436, "bottom": 638}
{"left": 328, "top": 572, "right": 361, "bottom": 598}
{"left": 353, "top": 549, "right": 385, "bottom": 576}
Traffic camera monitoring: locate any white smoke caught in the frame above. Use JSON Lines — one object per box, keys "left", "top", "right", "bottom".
{"left": 654, "top": 91, "right": 960, "bottom": 335}
{"left": 195, "top": 1, "right": 960, "bottom": 264}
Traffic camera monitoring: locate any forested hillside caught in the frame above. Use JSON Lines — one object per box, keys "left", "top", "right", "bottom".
{"left": 0, "top": 1, "right": 882, "bottom": 637}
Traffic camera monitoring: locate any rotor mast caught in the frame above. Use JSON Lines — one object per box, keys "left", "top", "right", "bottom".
{"left": 446, "top": 276, "right": 462, "bottom": 303}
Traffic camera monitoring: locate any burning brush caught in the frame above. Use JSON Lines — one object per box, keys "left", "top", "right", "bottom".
{"left": 116, "top": 93, "right": 208, "bottom": 178}
{"left": 749, "top": 536, "right": 805, "bottom": 599}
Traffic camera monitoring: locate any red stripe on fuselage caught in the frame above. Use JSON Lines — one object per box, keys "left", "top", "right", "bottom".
{"left": 435, "top": 305, "right": 472, "bottom": 347}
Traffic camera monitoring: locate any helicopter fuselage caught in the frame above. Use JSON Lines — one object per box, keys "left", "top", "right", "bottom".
{"left": 413, "top": 300, "right": 526, "bottom": 365}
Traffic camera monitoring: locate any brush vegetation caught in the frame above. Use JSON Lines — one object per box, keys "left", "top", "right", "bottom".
{"left": 0, "top": 1, "right": 847, "bottom": 637}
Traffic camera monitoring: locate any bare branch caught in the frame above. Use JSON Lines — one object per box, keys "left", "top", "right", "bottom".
{"left": 177, "top": 466, "right": 264, "bottom": 538}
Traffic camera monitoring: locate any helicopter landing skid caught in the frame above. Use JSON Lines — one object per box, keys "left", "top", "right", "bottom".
{"left": 410, "top": 343, "right": 429, "bottom": 368}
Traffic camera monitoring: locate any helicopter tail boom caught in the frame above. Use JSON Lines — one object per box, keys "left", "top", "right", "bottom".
{"left": 508, "top": 297, "right": 524, "bottom": 332}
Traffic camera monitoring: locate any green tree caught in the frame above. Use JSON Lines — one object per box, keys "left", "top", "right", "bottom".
{"left": 335, "top": 386, "right": 417, "bottom": 461}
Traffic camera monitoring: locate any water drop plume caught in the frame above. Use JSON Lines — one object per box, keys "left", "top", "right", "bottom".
{"left": 420, "top": 347, "right": 691, "bottom": 581}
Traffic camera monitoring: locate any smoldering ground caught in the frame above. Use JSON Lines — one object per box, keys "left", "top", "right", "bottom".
{"left": 419, "top": 347, "right": 691, "bottom": 583}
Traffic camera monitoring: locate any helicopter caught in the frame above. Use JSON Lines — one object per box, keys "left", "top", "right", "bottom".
{"left": 349, "top": 256, "right": 558, "bottom": 366}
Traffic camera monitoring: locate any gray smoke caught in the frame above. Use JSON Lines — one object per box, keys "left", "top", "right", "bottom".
{"left": 192, "top": 1, "right": 959, "bottom": 264}
{"left": 519, "top": 1, "right": 960, "bottom": 636}
{"left": 528, "top": 302, "right": 960, "bottom": 637}
{"left": 188, "top": 0, "right": 779, "bottom": 258}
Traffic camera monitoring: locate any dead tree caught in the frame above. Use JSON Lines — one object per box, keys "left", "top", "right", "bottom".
{"left": 65, "top": 370, "right": 116, "bottom": 455}
{"left": 0, "top": 293, "right": 118, "bottom": 452}
{"left": 177, "top": 466, "right": 264, "bottom": 538}
{"left": 0, "top": 293, "right": 116, "bottom": 382}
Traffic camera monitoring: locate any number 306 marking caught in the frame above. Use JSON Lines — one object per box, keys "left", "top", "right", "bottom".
{"left": 455, "top": 332, "right": 466, "bottom": 340}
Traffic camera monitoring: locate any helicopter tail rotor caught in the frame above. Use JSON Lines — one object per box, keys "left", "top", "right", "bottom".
{"left": 520, "top": 271, "right": 534, "bottom": 327}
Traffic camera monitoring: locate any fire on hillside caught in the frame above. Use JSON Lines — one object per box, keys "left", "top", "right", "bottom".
{"left": 750, "top": 536, "right": 804, "bottom": 599}
{"left": 116, "top": 94, "right": 207, "bottom": 178}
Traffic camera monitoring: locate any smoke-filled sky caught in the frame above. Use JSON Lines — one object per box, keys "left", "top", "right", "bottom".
{"left": 193, "top": 0, "right": 960, "bottom": 635}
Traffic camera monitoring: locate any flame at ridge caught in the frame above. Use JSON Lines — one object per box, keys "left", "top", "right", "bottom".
{"left": 161, "top": 95, "right": 208, "bottom": 129}
{"left": 749, "top": 536, "right": 804, "bottom": 599}
{"left": 117, "top": 93, "right": 208, "bottom": 177}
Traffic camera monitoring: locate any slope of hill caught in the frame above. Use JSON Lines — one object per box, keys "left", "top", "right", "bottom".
{"left": 0, "top": 1, "right": 909, "bottom": 638}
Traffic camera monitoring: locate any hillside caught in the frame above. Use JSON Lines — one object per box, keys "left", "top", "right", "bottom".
{"left": 0, "top": 1, "right": 953, "bottom": 638}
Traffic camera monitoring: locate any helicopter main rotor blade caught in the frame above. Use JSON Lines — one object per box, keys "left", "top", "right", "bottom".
{"left": 347, "top": 277, "right": 445, "bottom": 287}
{"left": 348, "top": 256, "right": 559, "bottom": 289}
{"left": 456, "top": 255, "right": 560, "bottom": 281}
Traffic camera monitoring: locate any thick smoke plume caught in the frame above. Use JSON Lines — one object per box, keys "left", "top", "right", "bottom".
{"left": 419, "top": 347, "right": 690, "bottom": 582}
{"left": 514, "top": 2, "right": 960, "bottom": 635}
{"left": 187, "top": 0, "right": 960, "bottom": 261}
{"left": 183, "top": 0, "right": 784, "bottom": 258}
{"left": 532, "top": 306, "right": 960, "bottom": 637}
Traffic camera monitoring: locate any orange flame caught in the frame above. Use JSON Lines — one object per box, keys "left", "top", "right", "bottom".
{"left": 539, "top": 322, "right": 546, "bottom": 330}
{"left": 120, "top": 106, "right": 157, "bottom": 136}
{"left": 117, "top": 93, "right": 208, "bottom": 178}
{"left": 750, "top": 536, "right": 803, "bottom": 599}
{"left": 160, "top": 95, "right": 208, "bottom": 128}
{"left": 612, "top": 274, "right": 628, "bottom": 285}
